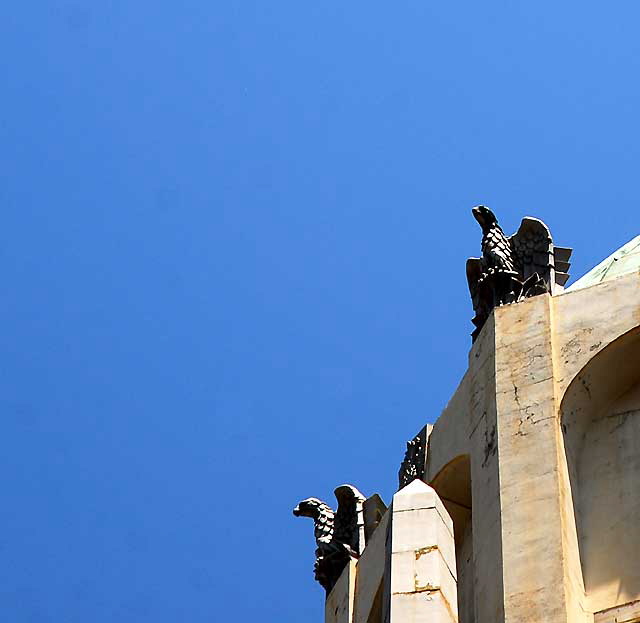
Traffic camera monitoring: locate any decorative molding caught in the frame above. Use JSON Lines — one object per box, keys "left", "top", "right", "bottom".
{"left": 398, "top": 425, "right": 430, "bottom": 490}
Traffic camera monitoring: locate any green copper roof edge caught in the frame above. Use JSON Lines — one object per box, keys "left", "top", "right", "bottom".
{"left": 565, "top": 234, "right": 640, "bottom": 292}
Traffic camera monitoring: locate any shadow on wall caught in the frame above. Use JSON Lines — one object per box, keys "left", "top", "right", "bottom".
{"left": 561, "top": 327, "right": 640, "bottom": 613}
{"left": 430, "top": 455, "right": 474, "bottom": 623}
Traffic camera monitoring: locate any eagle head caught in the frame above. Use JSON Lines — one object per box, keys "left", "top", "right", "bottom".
{"left": 472, "top": 205, "right": 498, "bottom": 231}
{"left": 293, "top": 497, "right": 324, "bottom": 519}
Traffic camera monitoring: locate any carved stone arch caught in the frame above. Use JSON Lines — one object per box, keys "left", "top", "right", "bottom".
{"left": 430, "top": 455, "right": 474, "bottom": 623}
{"left": 430, "top": 456, "right": 472, "bottom": 541}
{"left": 560, "top": 326, "right": 640, "bottom": 614}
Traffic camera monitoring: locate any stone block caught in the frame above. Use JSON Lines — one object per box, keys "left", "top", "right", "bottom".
{"left": 387, "top": 480, "right": 458, "bottom": 623}
{"left": 326, "top": 560, "right": 356, "bottom": 623}
{"left": 354, "top": 511, "right": 389, "bottom": 623}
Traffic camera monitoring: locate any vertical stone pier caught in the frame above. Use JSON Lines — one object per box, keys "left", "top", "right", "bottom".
{"left": 385, "top": 479, "right": 458, "bottom": 623}
{"left": 326, "top": 560, "right": 357, "bottom": 623}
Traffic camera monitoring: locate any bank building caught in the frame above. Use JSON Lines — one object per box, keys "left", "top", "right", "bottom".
{"left": 293, "top": 207, "right": 640, "bottom": 623}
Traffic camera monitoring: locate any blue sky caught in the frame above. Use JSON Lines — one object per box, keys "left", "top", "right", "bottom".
{"left": 2, "top": 2, "right": 639, "bottom": 621}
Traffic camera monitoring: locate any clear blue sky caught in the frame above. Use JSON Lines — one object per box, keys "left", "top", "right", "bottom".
{"left": 2, "top": 2, "right": 639, "bottom": 621}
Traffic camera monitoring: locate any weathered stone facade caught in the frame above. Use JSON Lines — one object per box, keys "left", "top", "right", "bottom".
{"left": 296, "top": 234, "right": 640, "bottom": 623}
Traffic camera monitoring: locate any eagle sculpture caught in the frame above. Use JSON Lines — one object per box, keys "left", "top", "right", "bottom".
{"left": 293, "top": 485, "right": 366, "bottom": 593}
{"left": 398, "top": 425, "right": 428, "bottom": 490}
{"left": 467, "top": 206, "right": 572, "bottom": 341}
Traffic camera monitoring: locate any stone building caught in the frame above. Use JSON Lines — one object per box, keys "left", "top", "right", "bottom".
{"left": 294, "top": 212, "right": 640, "bottom": 623}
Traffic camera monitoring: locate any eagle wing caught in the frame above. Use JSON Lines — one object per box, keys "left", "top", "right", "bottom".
{"left": 466, "top": 258, "right": 482, "bottom": 311}
{"left": 484, "top": 227, "right": 515, "bottom": 272}
{"left": 510, "top": 217, "right": 572, "bottom": 291}
{"left": 510, "top": 217, "right": 554, "bottom": 287}
{"left": 333, "top": 485, "right": 366, "bottom": 556}
{"left": 553, "top": 245, "right": 572, "bottom": 288}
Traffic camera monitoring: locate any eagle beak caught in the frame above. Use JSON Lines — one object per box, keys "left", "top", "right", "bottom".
{"left": 472, "top": 206, "right": 485, "bottom": 225}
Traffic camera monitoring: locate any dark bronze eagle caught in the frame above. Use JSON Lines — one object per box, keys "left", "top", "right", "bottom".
{"left": 466, "top": 206, "right": 572, "bottom": 341}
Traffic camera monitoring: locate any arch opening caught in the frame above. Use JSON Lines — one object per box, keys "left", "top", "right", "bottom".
{"left": 430, "top": 455, "right": 474, "bottom": 623}
{"left": 561, "top": 326, "right": 640, "bottom": 614}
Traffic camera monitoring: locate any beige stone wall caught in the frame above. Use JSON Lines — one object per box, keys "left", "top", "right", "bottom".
{"left": 557, "top": 290, "right": 640, "bottom": 617}
{"left": 386, "top": 481, "right": 458, "bottom": 623}
{"left": 493, "top": 294, "right": 572, "bottom": 623}
{"left": 554, "top": 274, "right": 640, "bottom": 612}
{"left": 426, "top": 317, "right": 503, "bottom": 623}
{"left": 553, "top": 272, "right": 640, "bottom": 402}
{"left": 424, "top": 271, "right": 640, "bottom": 623}
{"left": 455, "top": 519, "right": 474, "bottom": 623}
{"left": 326, "top": 560, "right": 357, "bottom": 623}
{"left": 324, "top": 271, "right": 640, "bottom": 623}
{"left": 577, "top": 383, "right": 640, "bottom": 610}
